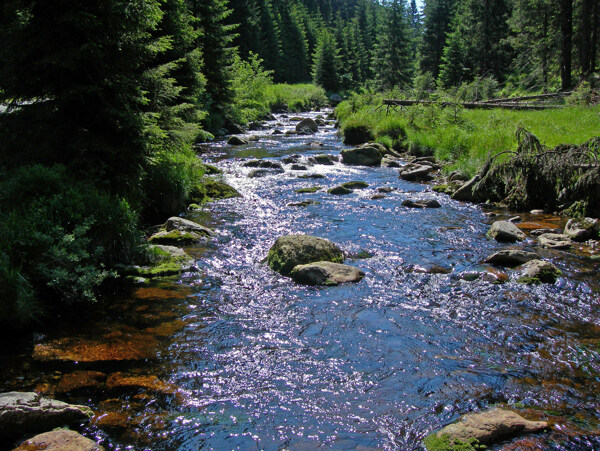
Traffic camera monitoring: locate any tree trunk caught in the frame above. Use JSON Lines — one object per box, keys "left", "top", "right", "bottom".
{"left": 580, "top": 0, "right": 592, "bottom": 77}
{"left": 560, "top": 0, "right": 573, "bottom": 90}
{"left": 592, "top": 0, "right": 599, "bottom": 72}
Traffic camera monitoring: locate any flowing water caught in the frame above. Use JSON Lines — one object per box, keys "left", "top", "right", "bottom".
{"left": 1, "top": 111, "right": 600, "bottom": 450}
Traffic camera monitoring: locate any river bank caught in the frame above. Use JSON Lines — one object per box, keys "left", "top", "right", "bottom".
{"left": 1, "top": 110, "right": 599, "bottom": 450}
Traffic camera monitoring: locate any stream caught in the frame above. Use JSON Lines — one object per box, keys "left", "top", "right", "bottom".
{"left": 1, "top": 110, "right": 600, "bottom": 450}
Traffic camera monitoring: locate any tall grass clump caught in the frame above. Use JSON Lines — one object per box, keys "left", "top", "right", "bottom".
{"left": 265, "top": 83, "right": 327, "bottom": 112}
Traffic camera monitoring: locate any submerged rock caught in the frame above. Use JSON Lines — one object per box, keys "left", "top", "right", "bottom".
{"left": 564, "top": 217, "right": 599, "bottom": 242}
{"left": 55, "top": 371, "right": 107, "bottom": 393}
{"left": 423, "top": 408, "right": 548, "bottom": 450}
{"left": 485, "top": 250, "right": 539, "bottom": 267}
{"left": 290, "top": 261, "right": 365, "bottom": 286}
{"left": 13, "top": 430, "right": 104, "bottom": 451}
{"left": 487, "top": 221, "right": 526, "bottom": 243}
{"left": 537, "top": 233, "right": 572, "bottom": 249}
{"left": 287, "top": 200, "right": 320, "bottom": 207}
{"left": 267, "top": 235, "right": 344, "bottom": 275}
{"left": 518, "top": 259, "right": 561, "bottom": 284}
{"left": 106, "top": 372, "right": 177, "bottom": 395}
{"left": 0, "top": 392, "right": 93, "bottom": 440}
{"left": 340, "top": 145, "right": 382, "bottom": 166}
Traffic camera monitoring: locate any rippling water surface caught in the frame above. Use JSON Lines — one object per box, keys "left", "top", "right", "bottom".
{"left": 1, "top": 111, "right": 600, "bottom": 450}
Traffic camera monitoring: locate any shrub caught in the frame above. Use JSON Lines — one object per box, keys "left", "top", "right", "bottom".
{"left": 0, "top": 165, "right": 141, "bottom": 325}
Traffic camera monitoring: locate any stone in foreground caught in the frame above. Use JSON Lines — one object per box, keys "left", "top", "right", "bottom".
{"left": 0, "top": 392, "right": 92, "bottom": 440}
{"left": 290, "top": 261, "right": 365, "bottom": 286}
{"left": 267, "top": 235, "right": 344, "bottom": 275}
{"left": 485, "top": 250, "right": 539, "bottom": 267}
{"left": 487, "top": 221, "right": 526, "bottom": 243}
{"left": 518, "top": 259, "right": 561, "bottom": 284}
{"left": 13, "top": 430, "right": 104, "bottom": 451}
{"left": 423, "top": 408, "right": 548, "bottom": 450}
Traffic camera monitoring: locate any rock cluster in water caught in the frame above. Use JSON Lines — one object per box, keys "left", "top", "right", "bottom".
{"left": 267, "top": 235, "right": 364, "bottom": 286}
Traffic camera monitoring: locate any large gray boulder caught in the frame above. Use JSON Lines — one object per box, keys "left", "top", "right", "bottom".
{"left": 0, "top": 392, "right": 93, "bottom": 440}
{"left": 487, "top": 221, "right": 526, "bottom": 242}
{"left": 564, "top": 217, "right": 599, "bottom": 242}
{"left": 485, "top": 250, "right": 539, "bottom": 267}
{"left": 424, "top": 408, "right": 548, "bottom": 450}
{"left": 267, "top": 235, "right": 344, "bottom": 275}
{"left": 13, "top": 430, "right": 104, "bottom": 451}
{"left": 295, "top": 118, "right": 318, "bottom": 133}
{"left": 341, "top": 145, "right": 382, "bottom": 166}
{"left": 290, "top": 261, "right": 365, "bottom": 286}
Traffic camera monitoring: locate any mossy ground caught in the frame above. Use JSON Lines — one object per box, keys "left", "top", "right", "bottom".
{"left": 423, "top": 433, "right": 486, "bottom": 451}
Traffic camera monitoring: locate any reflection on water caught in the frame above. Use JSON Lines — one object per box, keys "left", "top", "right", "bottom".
{"left": 1, "top": 111, "right": 599, "bottom": 450}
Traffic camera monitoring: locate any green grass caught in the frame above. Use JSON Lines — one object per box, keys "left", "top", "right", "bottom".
{"left": 265, "top": 83, "right": 327, "bottom": 112}
{"left": 336, "top": 93, "right": 600, "bottom": 176}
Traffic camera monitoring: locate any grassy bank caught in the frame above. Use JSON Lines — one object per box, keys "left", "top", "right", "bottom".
{"left": 336, "top": 92, "right": 600, "bottom": 177}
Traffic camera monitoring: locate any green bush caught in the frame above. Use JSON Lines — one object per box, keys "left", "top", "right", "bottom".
{"left": 0, "top": 165, "right": 141, "bottom": 325}
{"left": 142, "top": 148, "right": 205, "bottom": 222}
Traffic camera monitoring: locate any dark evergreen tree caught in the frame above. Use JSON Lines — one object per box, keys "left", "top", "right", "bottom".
{"left": 312, "top": 29, "right": 342, "bottom": 91}
{"left": 187, "top": 0, "right": 237, "bottom": 113}
{"left": 419, "top": 0, "right": 457, "bottom": 78}
{"left": 373, "top": 0, "right": 413, "bottom": 90}
{"left": 0, "top": 0, "right": 163, "bottom": 192}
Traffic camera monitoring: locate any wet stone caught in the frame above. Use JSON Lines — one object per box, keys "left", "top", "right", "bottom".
{"left": 485, "top": 250, "right": 539, "bottom": 267}
{"left": 55, "top": 371, "right": 107, "bottom": 393}
{"left": 402, "top": 198, "right": 442, "bottom": 209}
{"left": 328, "top": 185, "right": 353, "bottom": 195}
{"left": 518, "top": 259, "right": 561, "bottom": 284}
{"left": 13, "top": 430, "right": 104, "bottom": 451}
{"left": 106, "top": 372, "right": 177, "bottom": 395}
{"left": 487, "top": 221, "right": 526, "bottom": 243}
{"left": 290, "top": 261, "right": 365, "bottom": 286}
{"left": 537, "top": 233, "right": 572, "bottom": 249}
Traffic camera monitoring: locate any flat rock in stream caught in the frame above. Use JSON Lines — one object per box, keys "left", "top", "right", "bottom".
{"left": 290, "top": 261, "right": 365, "bottom": 286}
{"left": 267, "top": 235, "right": 344, "bottom": 275}
{"left": 564, "top": 217, "right": 599, "bottom": 242}
{"left": 328, "top": 185, "right": 353, "bottom": 195}
{"left": 0, "top": 392, "right": 93, "bottom": 440}
{"left": 424, "top": 408, "right": 548, "bottom": 450}
{"left": 399, "top": 164, "right": 436, "bottom": 182}
{"left": 309, "top": 154, "right": 337, "bottom": 165}
{"left": 13, "top": 430, "right": 104, "bottom": 451}
{"left": 485, "top": 250, "right": 539, "bottom": 267}
{"left": 487, "top": 221, "right": 526, "bottom": 242}
{"left": 537, "top": 233, "right": 572, "bottom": 249}
{"left": 402, "top": 198, "right": 442, "bottom": 209}
{"left": 341, "top": 181, "right": 369, "bottom": 189}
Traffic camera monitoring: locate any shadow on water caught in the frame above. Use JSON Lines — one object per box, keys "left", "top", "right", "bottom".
{"left": 1, "top": 111, "right": 600, "bottom": 450}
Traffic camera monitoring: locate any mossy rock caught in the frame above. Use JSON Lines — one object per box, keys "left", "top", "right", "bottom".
{"left": 117, "top": 245, "right": 195, "bottom": 278}
{"left": 423, "top": 433, "right": 484, "bottom": 451}
{"left": 267, "top": 235, "right": 344, "bottom": 276}
{"left": 328, "top": 185, "right": 353, "bottom": 195}
{"left": 295, "top": 186, "right": 321, "bottom": 194}
{"left": 202, "top": 164, "right": 222, "bottom": 175}
{"left": 191, "top": 178, "right": 241, "bottom": 203}
{"left": 147, "top": 229, "right": 204, "bottom": 246}
{"left": 518, "top": 259, "right": 561, "bottom": 285}
{"left": 341, "top": 181, "right": 369, "bottom": 189}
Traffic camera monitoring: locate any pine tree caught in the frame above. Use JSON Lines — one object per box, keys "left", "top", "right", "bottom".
{"left": 419, "top": 0, "right": 458, "bottom": 78}
{"left": 373, "top": 0, "right": 413, "bottom": 90}
{"left": 187, "top": 0, "right": 237, "bottom": 112}
{"left": 312, "top": 29, "right": 342, "bottom": 91}
{"left": 0, "top": 0, "right": 163, "bottom": 192}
